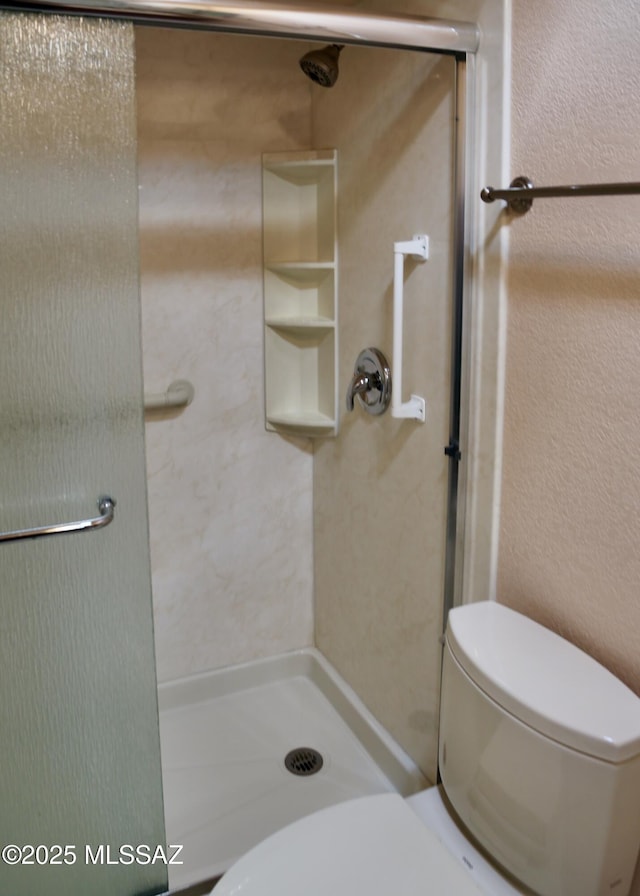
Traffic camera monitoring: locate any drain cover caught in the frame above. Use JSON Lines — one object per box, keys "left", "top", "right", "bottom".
{"left": 284, "top": 747, "right": 324, "bottom": 776}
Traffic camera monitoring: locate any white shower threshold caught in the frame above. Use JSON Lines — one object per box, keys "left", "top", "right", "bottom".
{"left": 158, "top": 647, "right": 428, "bottom": 892}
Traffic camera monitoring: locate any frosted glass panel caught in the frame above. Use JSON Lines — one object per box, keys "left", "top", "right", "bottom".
{"left": 0, "top": 13, "right": 167, "bottom": 896}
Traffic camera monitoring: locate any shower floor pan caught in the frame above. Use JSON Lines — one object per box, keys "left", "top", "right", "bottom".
{"left": 158, "top": 647, "right": 427, "bottom": 891}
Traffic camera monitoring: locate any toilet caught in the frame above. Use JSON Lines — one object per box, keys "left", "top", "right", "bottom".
{"left": 211, "top": 602, "right": 640, "bottom": 896}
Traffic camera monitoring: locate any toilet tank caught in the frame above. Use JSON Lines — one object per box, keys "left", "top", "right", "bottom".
{"left": 439, "top": 602, "right": 640, "bottom": 896}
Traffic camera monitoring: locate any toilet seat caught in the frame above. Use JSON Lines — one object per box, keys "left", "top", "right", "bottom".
{"left": 211, "top": 792, "right": 486, "bottom": 895}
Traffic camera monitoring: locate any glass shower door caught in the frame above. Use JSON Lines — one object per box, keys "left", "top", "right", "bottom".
{"left": 0, "top": 13, "right": 167, "bottom": 896}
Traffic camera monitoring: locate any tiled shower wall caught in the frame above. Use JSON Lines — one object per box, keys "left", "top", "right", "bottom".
{"left": 137, "top": 29, "right": 316, "bottom": 682}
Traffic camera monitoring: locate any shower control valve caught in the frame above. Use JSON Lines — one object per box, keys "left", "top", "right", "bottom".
{"left": 346, "top": 348, "right": 392, "bottom": 416}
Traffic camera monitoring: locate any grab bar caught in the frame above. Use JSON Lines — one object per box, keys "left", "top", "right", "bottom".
{"left": 480, "top": 176, "right": 640, "bottom": 214}
{"left": 144, "top": 379, "right": 195, "bottom": 412}
{"left": 0, "top": 496, "right": 116, "bottom": 543}
{"left": 392, "top": 234, "right": 428, "bottom": 422}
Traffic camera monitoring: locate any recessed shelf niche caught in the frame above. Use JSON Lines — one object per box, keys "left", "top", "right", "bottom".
{"left": 262, "top": 150, "right": 338, "bottom": 436}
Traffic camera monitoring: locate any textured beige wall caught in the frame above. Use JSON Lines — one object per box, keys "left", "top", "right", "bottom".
{"left": 499, "top": 1, "right": 640, "bottom": 695}
{"left": 137, "top": 29, "right": 316, "bottom": 682}
{"left": 501, "top": 6, "right": 640, "bottom": 889}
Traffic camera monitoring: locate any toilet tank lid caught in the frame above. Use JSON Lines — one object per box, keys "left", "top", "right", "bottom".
{"left": 446, "top": 602, "right": 640, "bottom": 763}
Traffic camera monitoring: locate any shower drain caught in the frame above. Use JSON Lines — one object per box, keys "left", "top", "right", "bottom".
{"left": 284, "top": 747, "right": 324, "bottom": 776}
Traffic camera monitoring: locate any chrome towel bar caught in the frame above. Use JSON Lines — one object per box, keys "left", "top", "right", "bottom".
{"left": 481, "top": 176, "right": 640, "bottom": 214}
{"left": 0, "top": 496, "right": 116, "bottom": 542}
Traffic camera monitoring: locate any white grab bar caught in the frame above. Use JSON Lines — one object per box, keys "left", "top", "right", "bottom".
{"left": 392, "top": 234, "right": 428, "bottom": 422}
{"left": 144, "top": 379, "right": 195, "bottom": 411}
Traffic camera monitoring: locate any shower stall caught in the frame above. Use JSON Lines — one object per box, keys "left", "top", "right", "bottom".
{"left": 141, "top": 21, "right": 472, "bottom": 891}
{"left": 0, "top": 3, "right": 489, "bottom": 895}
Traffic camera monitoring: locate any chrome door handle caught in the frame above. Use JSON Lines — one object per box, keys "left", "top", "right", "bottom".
{"left": 0, "top": 496, "right": 116, "bottom": 543}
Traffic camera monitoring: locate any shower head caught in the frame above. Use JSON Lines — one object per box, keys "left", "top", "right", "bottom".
{"left": 299, "top": 44, "right": 343, "bottom": 88}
